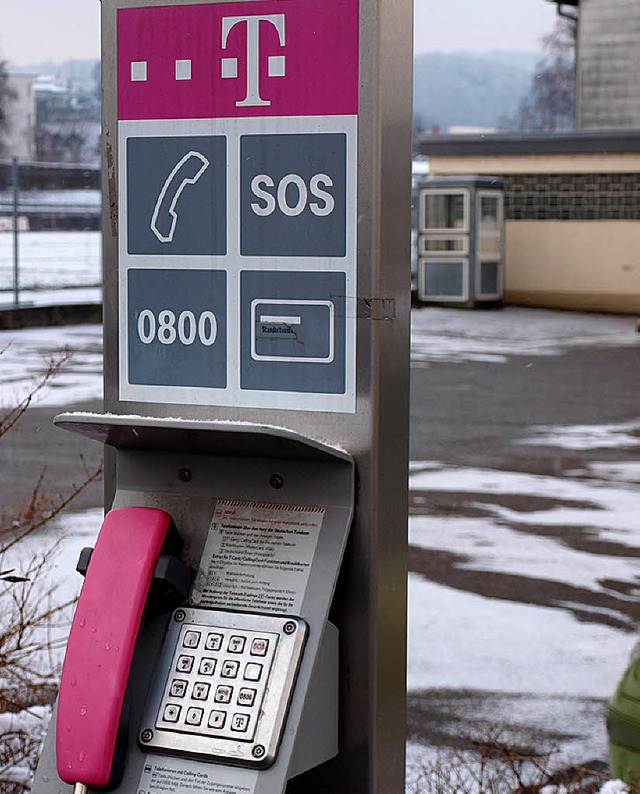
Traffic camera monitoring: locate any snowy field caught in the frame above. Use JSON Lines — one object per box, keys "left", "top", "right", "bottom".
{"left": 1, "top": 294, "right": 640, "bottom": 790}
{"left": 0, "top": 230, "right": 101, "bottom": 294}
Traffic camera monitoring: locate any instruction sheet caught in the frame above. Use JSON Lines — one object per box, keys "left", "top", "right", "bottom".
{"left": 192, "top": 500, "right": 325, "bottom": 614}
{"left": 138, "top": 756, "right": 258, "bottom": 793}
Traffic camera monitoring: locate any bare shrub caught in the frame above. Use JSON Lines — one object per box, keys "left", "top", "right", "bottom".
{"left": 406, "top": 726, "right": 632, "bottom": 794}
{"left": 0, "top": 349, "right": 103, "bottom": 790}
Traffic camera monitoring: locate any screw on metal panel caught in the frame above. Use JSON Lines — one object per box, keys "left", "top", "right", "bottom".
{"left": 174, "top": 610, "right": 186, "bottom": 622}
{"left": 252, "top": 745, "right": 266, "bottom": 759}
{"left": 283, "top": 621, "right": 296, "bottom": 635}
{"left": 269, "top": 473, "right": 284, "bottom": 489}
{"left": 178, "top": 467, "right": 192, "bottom": 482}
{"left": 140, "top": 729, "right": 154, "bottom": 743}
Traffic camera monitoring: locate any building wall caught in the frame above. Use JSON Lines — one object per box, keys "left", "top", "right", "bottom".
{"left": 577, "top": 0, "right": 640, "bottom": 129}
{"left": 428, "top": 150, "right": 640, "bottom": 313}
{"left": 4, "top": 74, "right": 36, "bottom": 161}
{"left": 506, "top": 221, "right": 640, "bottom": 313}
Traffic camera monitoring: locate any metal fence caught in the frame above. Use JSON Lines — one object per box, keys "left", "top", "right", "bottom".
{"left": 0, "top": 158, "right": 102, "bottom": 304}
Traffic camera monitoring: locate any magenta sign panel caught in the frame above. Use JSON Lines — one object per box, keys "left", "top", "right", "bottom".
{"left": 118, "top": 0, "right": 359, "bottom": 120}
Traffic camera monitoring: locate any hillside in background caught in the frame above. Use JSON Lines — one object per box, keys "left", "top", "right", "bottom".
{"left": 414, "top": 51, "right": 540, "bottom": 131}
{"left": 13, "top": 52, "right": 540, "bottom": 133}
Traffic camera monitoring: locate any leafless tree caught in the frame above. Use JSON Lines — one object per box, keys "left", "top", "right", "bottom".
{"left": 503, "top": 17, "right": 576, "bottom": 132}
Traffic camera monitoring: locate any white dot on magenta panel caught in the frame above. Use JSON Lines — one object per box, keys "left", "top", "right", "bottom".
{"left": 130, "top": 61, "right": 148, "bottom": 82}
{"left": 221, "top": 58, "right": 238, "bottom": 79}
{"left": 175, "top": 60, "right": 192, "bottom": 81}
{"left": 268, "top": 56, "right": 286, "bottom": 77}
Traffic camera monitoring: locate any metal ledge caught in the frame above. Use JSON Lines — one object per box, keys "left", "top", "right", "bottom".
{"left": 53, "top": 412, "right": 353, "bottom": 465}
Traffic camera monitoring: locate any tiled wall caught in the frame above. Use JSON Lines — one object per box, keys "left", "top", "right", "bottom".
{"left": 503, "top": 172, "right": 640, "bottom": 221}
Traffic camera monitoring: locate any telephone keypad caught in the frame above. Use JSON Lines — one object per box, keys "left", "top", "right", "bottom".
{"left": 146, "top": 609, "right": 307, "bottom": 765}
{"left": 158, "top": 623, "right": 278, "bottom": 742}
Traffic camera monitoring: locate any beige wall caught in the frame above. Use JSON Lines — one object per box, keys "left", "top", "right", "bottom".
{"left": 505, "top": 220, "right": 640, "bottom": 314}
{"left": 429, "top": 153, "right": 640, "bottom": 175}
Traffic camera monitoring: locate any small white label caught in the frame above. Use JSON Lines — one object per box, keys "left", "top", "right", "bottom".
{"left": 192, "top": 500, "right": 325, "bottom": 614}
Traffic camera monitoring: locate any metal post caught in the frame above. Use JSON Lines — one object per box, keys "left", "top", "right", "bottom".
{"left": 12, "top": 156, "right": 19, "bottom": 306}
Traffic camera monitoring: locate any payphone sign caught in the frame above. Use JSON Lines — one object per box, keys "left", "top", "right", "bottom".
{"left": 117, "top": 0, "right": 359, "bottom": 121}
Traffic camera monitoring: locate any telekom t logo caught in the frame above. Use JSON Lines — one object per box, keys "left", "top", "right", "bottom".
{"left": 221, "top": 14, "right": 286, "bottom": 107}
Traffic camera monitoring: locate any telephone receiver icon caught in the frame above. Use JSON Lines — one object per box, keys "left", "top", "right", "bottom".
{"left": 150, "top": 151, "right": 210, "bottom": 243}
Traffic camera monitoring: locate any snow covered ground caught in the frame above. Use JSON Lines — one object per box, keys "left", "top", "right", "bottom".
{"left": 0, "top": 231, "right": 101, "bottom": 294}
{"left": 411, "top": 304, "right": 639, "bottom": 365}
{"left": 1, "top": 298, "right": 639, "bottom": 791}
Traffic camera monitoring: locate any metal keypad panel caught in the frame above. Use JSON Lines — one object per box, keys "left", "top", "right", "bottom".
{"left": 140, "top": 608, "right": 308, "bottom": 768}
{"left": 157, "top": 623, "right": 278, "bottom": 742}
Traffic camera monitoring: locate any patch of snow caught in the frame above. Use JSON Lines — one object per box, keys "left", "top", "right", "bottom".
{"left": 0, "top": 231, "right": 101, "bottom": 292}
{"left": 522, "top": 421, "right": 640, "bottom": 451}
{"left": 0, "top": 324, "right": 103, "bottom": 407}
{"left": 411, "top": 306, "right": 638, "bottom": 366}
{"left": 408, "top": 576, "right": 631, "bottom": 698}
{"left": 599, "top": 783, "right": 629, "bottom": 794}
{"left": 585, "top": 462, "right": 640, "bottom": 485}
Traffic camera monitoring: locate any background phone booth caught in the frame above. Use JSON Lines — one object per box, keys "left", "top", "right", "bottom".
{"left": 413, "top": 175, "right": 504, "bottom": 308}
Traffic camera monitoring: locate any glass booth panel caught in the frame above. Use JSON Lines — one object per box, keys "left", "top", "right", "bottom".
{"left": 419, "top": 236, "right": 468, "bottom": 255}
{"left": 420, "top": 190, "right": 469, "bottom": 232}
{"left": 478, "top": 236, "right": 501, "bottom": 255}
{"left": 479, "top": 194, "right": 501, "bottom": 232}
{"left": 478, "top": 260, "right": 501, "bottom": 298}
{"left": 419, "top": 258, "right": 468, "bottom": 301}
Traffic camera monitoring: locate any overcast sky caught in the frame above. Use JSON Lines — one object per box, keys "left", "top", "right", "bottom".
{"left": 2, "top": 0, "right": 558, "bottom": 67}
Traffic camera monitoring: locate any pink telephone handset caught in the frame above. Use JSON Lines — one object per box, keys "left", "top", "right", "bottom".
{"left": 56, "top": 507, "right": 174, "bottom": 791}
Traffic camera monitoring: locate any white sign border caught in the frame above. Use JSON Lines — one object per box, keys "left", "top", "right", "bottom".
{"left": 118, "top": 115, "right": 357, "bottom": 413}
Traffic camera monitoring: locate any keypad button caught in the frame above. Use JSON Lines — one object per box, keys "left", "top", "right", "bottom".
{"left": 176, "top": 655, "right": 195, "bottom": 673}
{"left": 198, "top": 657, "right": 216, "bottom": 676}
{"left": 228, "top": 636, "right": 246, "bottom": 654}
{"left": 221, "top": 660, "right": 240, "bottom": 678}
{"left": 185, "top": 707, "right": 204, "bottom": 726}
{"left": 214, "top": 685, "right": 233, "bottom": 704}
{"left": 183, "top": 630, "right": 201, "bottom": 649}
{"left": 205, "top": 632, "right": 223, "bottom": 651}
{"left": 244, "top": 663, "right": 263, "bottom": 681}
{"left": 237, "top": 687, "right": 257, "bottom": 707}
{"left": 170, "top": 679, "right": 188, "bottom": 698}
{"left": 208, "top": 710, "right": 227, "bottom": 729}
{"left": 250, "top": 637, "right": 269, "bottom": 656}
{"left": 231, "top": 713, "right": 250, "bottom": 733}
{"left": 163, "top": 704, "right": 181, "bottom": 722}
{"left": 192, "top": 682, "right": 211, "bottom": 700}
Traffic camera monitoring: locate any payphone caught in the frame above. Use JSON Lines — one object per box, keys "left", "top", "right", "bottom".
{"left": 33, "top": 0, "right": 412, "bottom": 790}
{"left": 34, "top": 415, "right": 353, "bottom": 794}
